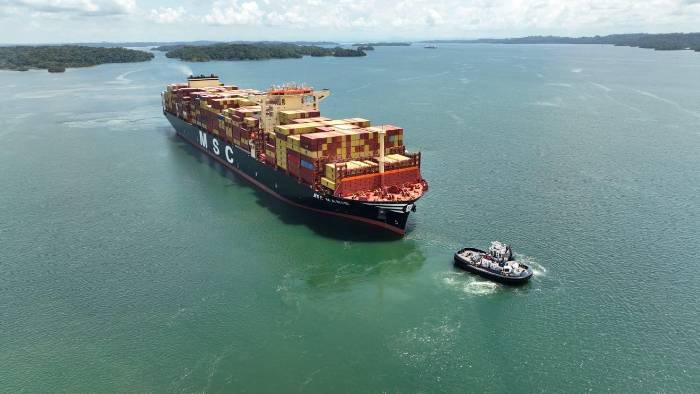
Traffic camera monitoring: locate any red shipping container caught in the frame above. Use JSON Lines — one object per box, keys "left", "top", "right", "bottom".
{"left": 287, "top": 150, "right": 300, "bottom": 177}
{"left": 336, "top": 167, "right": 420, "bottom": 196}
{"left": 299, "top": 166, "right": 315, "bottom": 184}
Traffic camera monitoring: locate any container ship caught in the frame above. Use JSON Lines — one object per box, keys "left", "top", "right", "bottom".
{"left": 162, "top": 75, "right": 428, "bottom": 235}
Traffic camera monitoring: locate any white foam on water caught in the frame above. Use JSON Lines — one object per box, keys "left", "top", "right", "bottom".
{"left": 604, "top": 94, "right": 642, "bottom": 113}
{"left": 591, "top": 82, "right": 612, "bottom": 92}
{"left": 463, "top": 279, "right": 499, "bottom": 295}
{"left": 391, "top": 316, "right": 460, "bottom": 368}
{"left": 530, "top": 101, "right": 561, "bottom": 107}
{"left": 444, "top": 110, "right": 465, "bottom": 124}
{"left": 633, "top": 89, "right": 700, "bottom": 119}
{"left": 546, "top": 82, "right": 572, "bottom": 88}
{"left": 396, "top": 70, "right": 449, "bottom": 82}
{"left": 437, "top": 271, "right": 500, "bottom": 296}
{"left": 514, "top": 253, "right": 548, "bottom": 277}
{"left": 571, "top": 68, "right": 583, "bottom": 73}
{"left": 63, "top": 118, "right": 129, "bottom": 129}
{"left": 111, "top": 69, "right": 141, "bottom": 84}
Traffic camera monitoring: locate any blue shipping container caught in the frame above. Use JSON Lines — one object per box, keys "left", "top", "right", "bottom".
{"left": 300, "top": 160, "right": 314, "bottom": 170}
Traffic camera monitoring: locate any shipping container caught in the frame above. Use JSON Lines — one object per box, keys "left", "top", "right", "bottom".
{"left": 335, "top": 166, "right": 420, "bottom": 196}
{"left": 321, "top": 177, "right": 337, "bottom": 190}
{"left": 287, "top": 150, "right": 300, "bottom": 177}
{"left": 164, "top": 76, "right": 424, "bottom": 204}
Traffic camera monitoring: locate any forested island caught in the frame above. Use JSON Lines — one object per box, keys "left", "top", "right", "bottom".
{"left": 0, "top": 45, "right": 154, "bottom": 72}
{"left": 353, "top": 42, "right": 411, "bottom": 46}
{"left": 424, "top": 33, "right": 700, "bottom": 52}
{"left": 153, "top": 41, "right": 338, "bottom": 52}
{"left": 163, "top": 43, "right": 365, "bottom": 62}
{"left": 357, "top": 45, "right": 375, "bottom": 51}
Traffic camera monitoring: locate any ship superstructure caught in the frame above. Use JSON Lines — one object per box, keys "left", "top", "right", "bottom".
{"left": 162, "top": 74, "right": 427, "bottom": 235}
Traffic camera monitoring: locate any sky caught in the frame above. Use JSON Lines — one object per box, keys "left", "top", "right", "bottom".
{"left": 1, "top": 0, "right": 700, "bottom": 44}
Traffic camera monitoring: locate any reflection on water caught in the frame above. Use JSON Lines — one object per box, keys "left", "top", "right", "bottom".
{"left": 274, "top": 242, "right": 425, "bottom": 310}
{"left": 300, "top": 245, "right": 424, "bottom": 291}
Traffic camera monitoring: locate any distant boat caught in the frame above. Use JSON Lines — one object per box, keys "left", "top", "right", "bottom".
{"left": 424, "top": 45, "right": 438, "bottom": 49}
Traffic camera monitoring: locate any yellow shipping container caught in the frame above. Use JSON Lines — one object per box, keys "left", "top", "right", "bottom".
{"left": 276, "top": 140, "right": 287, "bottom": 170}
{"left": 321, "top": 177, "right": 337, "bottom": 190}
{"left": 279, "top": 109, "right": 318, "bottom": 124}
{"left": 274, "top": 122, "right": 324, "bottom": 135}
{"left": 325, "top": 161, "right": 363, "bottom": 180}
{"left": 324, "top": 120, "right": 351, "bottom": 126}
{"left": 287, "top": 135, "right": 301, "bottom": 152}
{"left": 301, "top": 148, "right": 319, "bottom": 159}
{"left": 325, "top": 163, "right": 336, "bottom": 180}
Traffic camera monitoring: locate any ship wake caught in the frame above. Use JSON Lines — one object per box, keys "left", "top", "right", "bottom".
{"left": 437, "top": 271, "right": 499, "bottom": 296}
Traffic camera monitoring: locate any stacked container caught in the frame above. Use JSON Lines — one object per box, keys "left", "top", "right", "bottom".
{"left": 164, "top": 79, "right": 423, "bottom": 198}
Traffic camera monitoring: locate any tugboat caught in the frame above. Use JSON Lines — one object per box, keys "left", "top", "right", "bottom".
{"left": 454, "top": 241, "right": 533, "bottom": 285}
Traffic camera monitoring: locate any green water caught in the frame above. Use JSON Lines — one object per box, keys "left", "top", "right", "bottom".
{"left": 1, "top": 45, "right": 699, "bottom": 392}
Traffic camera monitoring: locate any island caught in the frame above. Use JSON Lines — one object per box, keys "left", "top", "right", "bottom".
{"left": 352, "top": 42, "right": 411, "bottom": 46}
{"left": 357, "top": 45, "right": 375, "bottom": 51}
{"left": 0, "top": 45, "right": 154, "bottom": 72}
{"left": 152, "top": 41, "right": 339, "bottom": 52}
{"left": 422, "top": 33, "right": 700, "bottom": 52}
{"left": 163, "top": 43, "right": 365, "bottom": 62}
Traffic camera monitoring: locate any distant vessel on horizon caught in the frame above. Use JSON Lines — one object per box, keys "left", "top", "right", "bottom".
{"left": 424, "top": 45, "right": 438, "bottom": 49}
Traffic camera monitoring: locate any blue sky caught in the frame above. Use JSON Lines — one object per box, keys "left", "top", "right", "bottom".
{"left": 2, "top": 0, "right": 700, "bottom": 44}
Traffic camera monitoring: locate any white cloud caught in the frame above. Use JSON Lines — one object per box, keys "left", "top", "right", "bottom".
{"left": 193, "top": 0, "right": 700, "bottom": 34}
{"left": 203, "top": 1, "right": 264, "bottom": 25}
{"left": 148, "top": 6, "right": 185, "bottom": 24}
{"left": 3, "top": 0, "right": 700, "bottom": 42}
{"left": 425, "top": 9, "right": 444, "bottom": 27}
{"left": 3, "top": 0, "right": 135, "bottom": 16}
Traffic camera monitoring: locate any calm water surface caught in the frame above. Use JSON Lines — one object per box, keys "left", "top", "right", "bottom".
{"left": 1, "top": 44, "right": 699, "bottom": 392}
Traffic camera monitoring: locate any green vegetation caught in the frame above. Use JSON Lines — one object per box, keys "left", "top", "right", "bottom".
{"left": 0, "top": 45, "right": 154, "bottom": 72}
{"left": 331, "top": 47, "right": 368, "bottom": 57}
{"left": 353, "top": 42, "right": 411, "bottom": 46}
{"left": 357, "top": 45, "right": 375, "bottom": 51}
{"left": 153, "top": 44, "right": 186, "bottom": 52}
{"left": 424, "top": 33, "right": 700, "bottom": 52}
{"left": 153, "top": 41, "right": 338, "bottom": 52}
{"left": 164, "top": 43, "right": 365, "bottom": 61}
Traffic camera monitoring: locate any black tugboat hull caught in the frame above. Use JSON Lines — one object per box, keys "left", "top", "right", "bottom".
{"left": 453, "top": 248, "right": 533, "bottom": 285}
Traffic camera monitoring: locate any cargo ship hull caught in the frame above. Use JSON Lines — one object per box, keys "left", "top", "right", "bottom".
{"left": 165, "top": 112, "right": 415, "bottom": 234}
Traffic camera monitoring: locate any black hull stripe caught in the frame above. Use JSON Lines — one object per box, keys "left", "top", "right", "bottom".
{"left": 172, "top": 126, "right": 408, "bottom": 235}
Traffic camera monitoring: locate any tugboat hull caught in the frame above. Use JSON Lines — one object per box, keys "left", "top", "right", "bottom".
{"left": 454, "top": 248, "right": 533, "bottom": 285}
